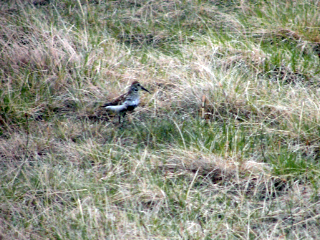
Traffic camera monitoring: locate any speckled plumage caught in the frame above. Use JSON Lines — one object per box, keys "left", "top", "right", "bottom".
{"left": 102, "top": 81, "right": 150, "bottom": 122}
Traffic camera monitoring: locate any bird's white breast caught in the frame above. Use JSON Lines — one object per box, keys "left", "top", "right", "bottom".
{"left": 105, "top": 105, "right": 127, "bottom": 113}
{"left": 126, "top": 98, "right": 139, "bottom": 107}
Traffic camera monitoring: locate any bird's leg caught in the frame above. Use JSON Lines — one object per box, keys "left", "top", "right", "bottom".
{"left": 122, "top": 112, "right": 127, "bottom": 123}
{"left": 118, "top": 112, "right": 127, "bottom": 124}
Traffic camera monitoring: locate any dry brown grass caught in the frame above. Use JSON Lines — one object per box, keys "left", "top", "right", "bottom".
{"left": 1, "top": 0, "right": 320, "bottom": 239}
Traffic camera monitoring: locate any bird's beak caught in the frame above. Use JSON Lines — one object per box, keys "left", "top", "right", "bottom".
{"left": 141, "top": 86, "right": 150, "bottom": 93}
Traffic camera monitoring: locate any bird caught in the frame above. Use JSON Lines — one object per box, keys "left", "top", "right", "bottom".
{"left": 101, "top": 81, "right": 150, "bottom": 123}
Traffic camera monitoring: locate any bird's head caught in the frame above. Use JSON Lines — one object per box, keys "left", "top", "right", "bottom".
{"left": 130, "top": 81, "right": 150, "bottom": 93}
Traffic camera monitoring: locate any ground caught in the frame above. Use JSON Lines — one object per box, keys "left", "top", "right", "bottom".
{"left": 1, "top": 0, "right": 320, "bottom": 239}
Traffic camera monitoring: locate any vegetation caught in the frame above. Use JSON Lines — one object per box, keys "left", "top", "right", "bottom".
{"left": 1, "top": 0, "right": 320, "bottom": 238}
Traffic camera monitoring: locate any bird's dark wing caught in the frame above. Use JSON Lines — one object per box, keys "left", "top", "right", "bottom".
{"left": 101, "top": 92, "right": 128, "bottom": 107}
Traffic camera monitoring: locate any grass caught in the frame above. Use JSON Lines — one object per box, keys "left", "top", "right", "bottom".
{"left": 1, "top": 0, "right": 320, "bottom": 239}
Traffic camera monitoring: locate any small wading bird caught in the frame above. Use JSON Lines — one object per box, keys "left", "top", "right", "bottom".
{"left": 101, "top": 81, "right": 150, "bottom": 123}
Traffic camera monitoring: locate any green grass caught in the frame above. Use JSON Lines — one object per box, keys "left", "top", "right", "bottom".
{"left": 1, "top": 0, "right": 320, "bottom": 239}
